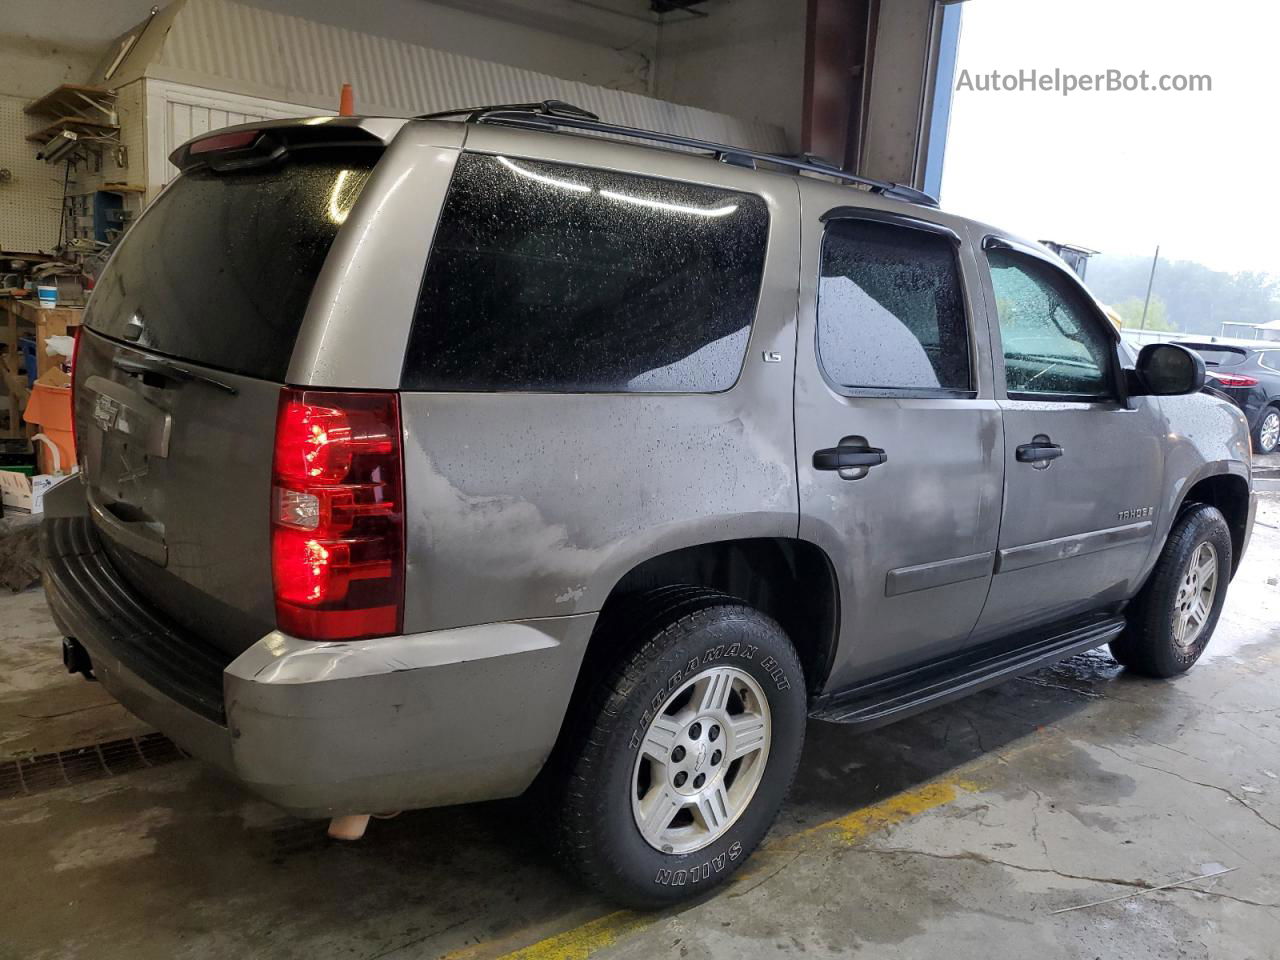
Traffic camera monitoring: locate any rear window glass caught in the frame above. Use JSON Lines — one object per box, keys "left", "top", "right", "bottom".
{"left": 85, "top": 152, "right": 376, "bottom": 381}
{"left": 402, "top": 153, "right": 769, "bottom": 392}
{"left": 1185, "top": 346, "right": 1247, "bottom": 368}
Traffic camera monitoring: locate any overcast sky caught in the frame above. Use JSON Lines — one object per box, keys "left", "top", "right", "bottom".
{"left": 940, "top": 0, "right": 1278, "bottom": 277}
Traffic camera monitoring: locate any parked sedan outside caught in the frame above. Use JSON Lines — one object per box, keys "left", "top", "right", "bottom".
{"left": 1176, "top": 341, "right": 1280, "bottom": 453}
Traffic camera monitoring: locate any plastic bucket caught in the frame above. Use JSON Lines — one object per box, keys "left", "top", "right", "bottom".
{"left": 36, "top": 284, "right": 57, "bottom": 308}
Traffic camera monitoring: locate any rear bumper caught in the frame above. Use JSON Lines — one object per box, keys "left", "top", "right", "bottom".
{"left": 42, "top": 480, "right": 595, "bottom": 818}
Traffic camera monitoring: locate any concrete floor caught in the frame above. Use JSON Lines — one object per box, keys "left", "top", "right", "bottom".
{"left": 3, "top": 491, "right": 1280, "bottom": 959}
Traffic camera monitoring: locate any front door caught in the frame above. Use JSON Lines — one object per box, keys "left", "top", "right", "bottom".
{"left": 795, "top": 184, "right": 1005, "bottom": 690}
{"left": 970, "top": 235, "right": 1164, "bottom": 640}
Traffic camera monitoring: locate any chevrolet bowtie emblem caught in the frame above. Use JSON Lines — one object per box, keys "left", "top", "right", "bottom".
{"left": 92, "top": 394, "right": 120, "bottom": 432}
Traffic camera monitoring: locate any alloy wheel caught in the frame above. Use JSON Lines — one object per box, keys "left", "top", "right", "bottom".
{"left": 1260, "top": 411, "right": 1279, "bottom": 453}
{"left": 1172, "top": 540, "right": 1218, "bottom": 650}
{"left": 631, "top": 665, "right": 771, "bottom": 855}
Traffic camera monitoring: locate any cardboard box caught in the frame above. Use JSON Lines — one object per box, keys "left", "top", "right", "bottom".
{"left": 0, "top": 470, "right": 57, "bottom": 513}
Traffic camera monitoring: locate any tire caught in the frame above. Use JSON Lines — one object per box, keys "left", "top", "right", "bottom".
{"left": 552, "top": 588, "right": 806, "bottom": 908}
{"left": 1254, "top": 407, "right": 1280, "bottom": 455}
{"left": 1110, "top": 504, "right": 1232, "bottom": 677}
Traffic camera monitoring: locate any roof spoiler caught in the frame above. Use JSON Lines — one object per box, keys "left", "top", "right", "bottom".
{"left": 171, "top": 116, "right": 405, "bottom": 172}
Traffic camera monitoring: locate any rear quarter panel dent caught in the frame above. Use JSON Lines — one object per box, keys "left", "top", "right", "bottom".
{"left": 399, "top": 391, "right": 798, "bottom": 632}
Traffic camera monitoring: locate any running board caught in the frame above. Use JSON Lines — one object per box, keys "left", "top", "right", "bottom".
{"left": 809, "top": 615, "right": 1127, "bottom": 728}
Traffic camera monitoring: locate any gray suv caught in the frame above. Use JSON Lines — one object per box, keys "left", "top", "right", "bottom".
{"left": 43, "top": 102, "right": 1256, "bottom": 907}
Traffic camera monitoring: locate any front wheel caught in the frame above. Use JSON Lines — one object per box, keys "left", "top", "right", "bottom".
{"left": 1110, "top": 504, "right": 1232, "bottom": 677}
{"left": 553, "top": 590, "right": 806, "bottom": 907}
{"left": 1255, "top": 408, "right": 1280, "bottom": 455}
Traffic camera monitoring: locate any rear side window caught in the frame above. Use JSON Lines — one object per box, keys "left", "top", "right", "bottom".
{"left": 402, "top": 153, "right": 769, "bottom": 392}
{"left": 817, "top": 219, "right": 971, "bottom": 394}
{"left": 85, "top": 152, "right": 376, "bottom": 381}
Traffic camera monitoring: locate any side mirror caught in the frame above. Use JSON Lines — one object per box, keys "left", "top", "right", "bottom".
{"left": 1128, "top": 343, "right": 1206, "bottom": 397}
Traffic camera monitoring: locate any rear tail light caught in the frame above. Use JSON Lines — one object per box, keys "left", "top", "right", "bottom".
{"left": 1208, "top": 372, "right": 1259, "bottom": 388}
{"left": 189, "top": 130, "right": 260, "bottom": 154}
{"left": 271, "top": 389, "right": 404, "bottom": 641}
{"left": 69, "top": 325, "right": 83, "bottom": 456}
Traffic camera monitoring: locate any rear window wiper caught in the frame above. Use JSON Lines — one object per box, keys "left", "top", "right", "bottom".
{"left": 112, "top": 353, "right": 238, "bottom": 395}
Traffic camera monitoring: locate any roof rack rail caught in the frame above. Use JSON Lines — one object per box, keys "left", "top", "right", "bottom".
{"left": 415, "top": 100, "right": 939, "bottom": 208}
{"left": 418, "top": 99, "right": 601, "bottom": 124}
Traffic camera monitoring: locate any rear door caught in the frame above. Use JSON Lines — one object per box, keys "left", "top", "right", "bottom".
{"left": 76, "top": 143, "right": 381, "bottom": 655}
{"left": 970, "top": 235, "right": 1164, "bottom": 639}
{"left": 795, "top": 185, "right": 1004, "bottom": 689}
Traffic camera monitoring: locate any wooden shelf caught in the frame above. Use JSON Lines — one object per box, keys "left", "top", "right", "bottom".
{"left": 0, "top": 355, "right": 31, "bottom": 414}
{"left": 10, "top": 300, "right": 84, "bottom": 328}
{"left": 25, "top": 116, "right": 119, "bottom": 144}
{"left": 0, "top": 299, "right": 83, "bottom": 436}
{"left": 0, "top": 297, "right": 28, "bottom": 439}
{"left": 25, "top": 84, "right": 116, "bottom": 121}
{"left": 25, "top": 87, "right": 120, "bottom": 164}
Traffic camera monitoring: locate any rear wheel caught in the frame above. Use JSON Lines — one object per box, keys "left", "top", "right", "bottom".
{"left": 553, "top": 589, "right": 805, "bottom": 907}
{"left": 1255, "top": 407, "right": 1280, "bottom": 455}
{"left": 1110, "top": 504, "right": 1232, "bottom": 677}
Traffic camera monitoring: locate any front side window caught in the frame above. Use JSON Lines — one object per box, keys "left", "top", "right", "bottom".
{"left": 402, "top": 153, "right": 769, "bottom": 392}
{"left": 817, "top": 219, "right": 971, "bottom": 393}
{"left": 987, "top": 248, "right": 1114, "bottom": 399}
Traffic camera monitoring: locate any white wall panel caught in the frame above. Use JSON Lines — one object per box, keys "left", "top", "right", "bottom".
{"left": 144, "top": 79, "right": 318, "bottom": 196}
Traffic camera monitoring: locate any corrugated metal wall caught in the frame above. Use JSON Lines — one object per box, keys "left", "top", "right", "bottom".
{"left": 153, "top": 0, "right": 788, "bottom": 152}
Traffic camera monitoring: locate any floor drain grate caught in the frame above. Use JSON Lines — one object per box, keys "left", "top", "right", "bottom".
{"left": 0, "top": 732, "right": 187, "bottom": 801}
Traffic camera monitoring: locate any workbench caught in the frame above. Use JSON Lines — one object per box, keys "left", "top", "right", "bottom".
{"left": 0, "top": 295, "right": 83, "bottom": 439}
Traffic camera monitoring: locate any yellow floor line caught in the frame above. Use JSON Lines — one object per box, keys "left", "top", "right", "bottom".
{"left": 492, "top": 911, "right": 655, "bottom": 960}
{"left": 796, "top": 776, "right": 976, "bottom": 847}
{"left": 445, "top": 775, "right": 976, "bottom": 960}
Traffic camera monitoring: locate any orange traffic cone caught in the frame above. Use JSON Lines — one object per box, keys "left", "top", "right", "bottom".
{"left": 339, "top": 82, "right": 354, "bottom": 116}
